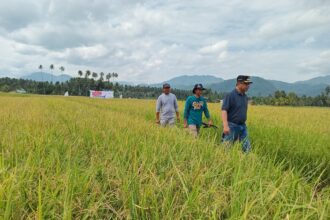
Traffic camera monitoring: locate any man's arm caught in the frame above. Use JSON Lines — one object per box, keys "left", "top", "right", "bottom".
{"left": 221, "top": 95, "right": 230, "bottom": 134}
{"left": 222, "top": 110, "right": 230, "bottom": 134}
{"left": 176, "top": 112, "right": 180, "bottom": 123}
{"left": 183, "top": 97, "right": 190, "bottom": 128}
{"left": 174, "top": 96, "right": 180, "bottom": 122}
{"left": 156, "top": 97, "right": 161, "bottom": 123}
{"left": 203, "top": 101, "right": 212, "bottom": 126}
{"left": 156, "top": 112, "right": 160, "bottom": 124}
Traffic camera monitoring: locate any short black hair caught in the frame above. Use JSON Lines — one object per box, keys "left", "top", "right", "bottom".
{"left": 163, "top": 83, "right": 171, "bottom": 88}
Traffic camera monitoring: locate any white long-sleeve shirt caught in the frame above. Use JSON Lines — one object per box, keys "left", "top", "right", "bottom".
{"left": 156, "top": 93, "right": 178, "bottom": 120}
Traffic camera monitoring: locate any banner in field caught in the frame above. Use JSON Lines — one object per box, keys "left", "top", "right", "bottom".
{"left": 90, "top": 90, "right": 114, "bottom": 99}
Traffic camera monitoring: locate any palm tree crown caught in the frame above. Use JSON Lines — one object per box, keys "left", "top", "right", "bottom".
{"left": 85, "top": 70, "right": 91, "bottom": 78}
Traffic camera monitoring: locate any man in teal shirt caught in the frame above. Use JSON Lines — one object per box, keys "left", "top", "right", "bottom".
{"left": 184, "top": 84, "right": 212, "bottom": 137}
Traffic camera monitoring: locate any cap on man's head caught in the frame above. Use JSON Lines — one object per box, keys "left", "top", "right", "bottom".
{"left": 237, "top": 75, "right": 253, "bottom": 84}
{"left": 163, "top": 83, "right": 171, "bottom": 88}
{"left": 193, "top": 83, "right": 206, "bottom": 93}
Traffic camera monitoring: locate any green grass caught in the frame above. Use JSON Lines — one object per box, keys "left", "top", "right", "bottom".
{"left": 0, "top": 94, "right": 329, "bottom": 219}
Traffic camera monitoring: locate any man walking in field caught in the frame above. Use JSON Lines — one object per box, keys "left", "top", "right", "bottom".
{"left": 184, "top": 84, "right": 212, "bottom": 137}
{"left": 221, "top": 75, "right": 253, "bottom": 152}
{"left": 156, "top": 83, "right": 180, "bottom": 126}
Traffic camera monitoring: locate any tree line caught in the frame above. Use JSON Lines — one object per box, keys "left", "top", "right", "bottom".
{"left": 1, "top": 69, "right": 329, "bottom": 106}
{"left": 0, "top": 75, "right": 224, "bottom": 102}
{"left": 0, "top": 65, "right": 224, "bottom": 101}
{"left": 252, "top": 87, "right": 330, "bottom": 107}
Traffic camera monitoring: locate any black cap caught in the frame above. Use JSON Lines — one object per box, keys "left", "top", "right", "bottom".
{"left": 237, "top": 75, "right": 253, "bottom": 84}
{"left": 193, "top": 84, "right": 206, "bottom": 94}
{"left": 163, "top": 83, "right": 171, "bottom": 88}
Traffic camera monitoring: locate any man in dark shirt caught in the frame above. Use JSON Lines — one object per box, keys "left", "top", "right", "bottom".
{"left": 221, "top": 75, "right": 253, "bottom": 152}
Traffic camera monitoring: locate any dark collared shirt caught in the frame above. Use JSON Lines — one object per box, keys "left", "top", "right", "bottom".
{"left": 221, "top": 89, "right": 248, "bottom": 125}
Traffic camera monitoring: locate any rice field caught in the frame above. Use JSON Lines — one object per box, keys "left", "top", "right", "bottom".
{"left": 0, "top": 93, "right": 329, "bottom": 219}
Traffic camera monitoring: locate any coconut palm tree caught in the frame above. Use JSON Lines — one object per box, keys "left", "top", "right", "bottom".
{"left": 106, "top": 73, "right": 112, "bottom": 84}
{"left": 59, "top": 66, "right": 65, "bottom": 73}
{"left": 38, "top": 65, "right": 44, "bottom": 94}
{"left": 111, "top": 72, "right": 118, "bottom": 82}
{"left": 92, "top": 72, "right": 98, "bottom": 80}
{"left": 49, "top": 64, "right": 54, "bottom": 84}
{"left": 85, "top": 70, "right": 92, "bottom": 96}
{"left": 77, "top": 70, "right": 83, "bottom": 95}
{"left": 85, "top": 70, "right": 91, "bottom": 78}
{"left": 78, "top": 70, "right": 83, "bottom": 77}
{"left": 100, "top": 72, "right": 105, "bottom": 81}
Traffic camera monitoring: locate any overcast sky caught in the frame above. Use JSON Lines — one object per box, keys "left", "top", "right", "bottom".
{"left": 0, "top": 0, "right": 329, "bottom": 83}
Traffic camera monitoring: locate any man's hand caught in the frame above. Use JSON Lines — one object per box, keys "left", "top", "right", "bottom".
{"left": 156, "top": 112, "right": 160, "bottom": 124}
{"left": 183, "top": 120, "right": 188, "bottom": 128}
{"left": 223, "top": 125, "right": 230, "bottom": 135}
{"left": 176, "top": 112, "right": 180, "bottom": 123}
{"left": 208, "top": 120, "right": 213, "bottom": 127}
{"left": 222, "top": 110, "right": 230, "bottom": 135}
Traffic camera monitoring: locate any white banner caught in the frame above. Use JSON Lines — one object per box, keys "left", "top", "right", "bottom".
{"left": 90, "top": 90, "right": 114, "bottom": 99}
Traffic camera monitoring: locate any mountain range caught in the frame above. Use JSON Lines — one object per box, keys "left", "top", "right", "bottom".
{"left": 19, "top": 72, "right": 330, "bottom": 97}
{"left": 153, "top": 75, "right": 330, "bottom": 97}
{"left": 22, "top": 72, "right": 72, "bottom": 83}
{"left": 150, "top": 75, "right": 224, "bottom": 89}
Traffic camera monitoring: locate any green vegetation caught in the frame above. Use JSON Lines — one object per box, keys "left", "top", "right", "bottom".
{"left": 0, "top": 94, "right": 329, "bottom": 219}
{"left": 252, "top": 88, "right": 330, "bottom": 107}
{"left": 1, "top": 74, "right": 330, "bottom": 106}
{"left": 0, "top": 77, "right": 224, "bottom": 101}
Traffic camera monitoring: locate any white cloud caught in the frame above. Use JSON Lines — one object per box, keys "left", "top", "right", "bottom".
{"left": 304, "top": 37, "right": 315, "bottom": 45}
{"left": 257, "top": 8, "right": 330, "bottom": 38}
{"left": 218, "top": 51, "right": 228, "bottom": 60}
{"left": 299, "top": 50, "right": 330, "bottom": 75}
{"left": 199, "top": 41, "right": 228, "bottom": 54}
{"left": 65, "top": 45, "right": 109, "bottom": 60}
{"left": 199, "top": 41, "right": 228, "bottom": 62}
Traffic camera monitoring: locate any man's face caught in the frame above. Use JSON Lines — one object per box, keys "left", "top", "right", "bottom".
{"left": 195, "top": 89, "right": 202, "bottom": 96}
{"left": 163, "top": 87, "right": 170, "bottom": 94}
{"left": 238, "top": 82, "right": 251, "bottom": 92}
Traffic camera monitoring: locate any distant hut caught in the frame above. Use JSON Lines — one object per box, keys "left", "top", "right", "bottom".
{"left": 16, "top": 89, "right": 27, "bottom": 94}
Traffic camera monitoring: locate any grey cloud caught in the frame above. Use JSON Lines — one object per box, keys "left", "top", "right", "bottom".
{"left": 0, "top": 0, "right": 329, "bottom": 83}
{"left": 0, "top": 0, "right": 42, "bottom": 31}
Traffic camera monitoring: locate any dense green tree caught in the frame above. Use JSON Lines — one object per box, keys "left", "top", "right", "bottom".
{"left": 252, "top": 88, "right": 330, "bottom": 107}
{"left": 326, "top": 86, "right": 330, "bottom": 96}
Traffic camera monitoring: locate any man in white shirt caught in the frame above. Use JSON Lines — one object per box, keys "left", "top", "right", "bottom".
{"left": 156, "top": 83, "right": 180, "bottom": 127}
